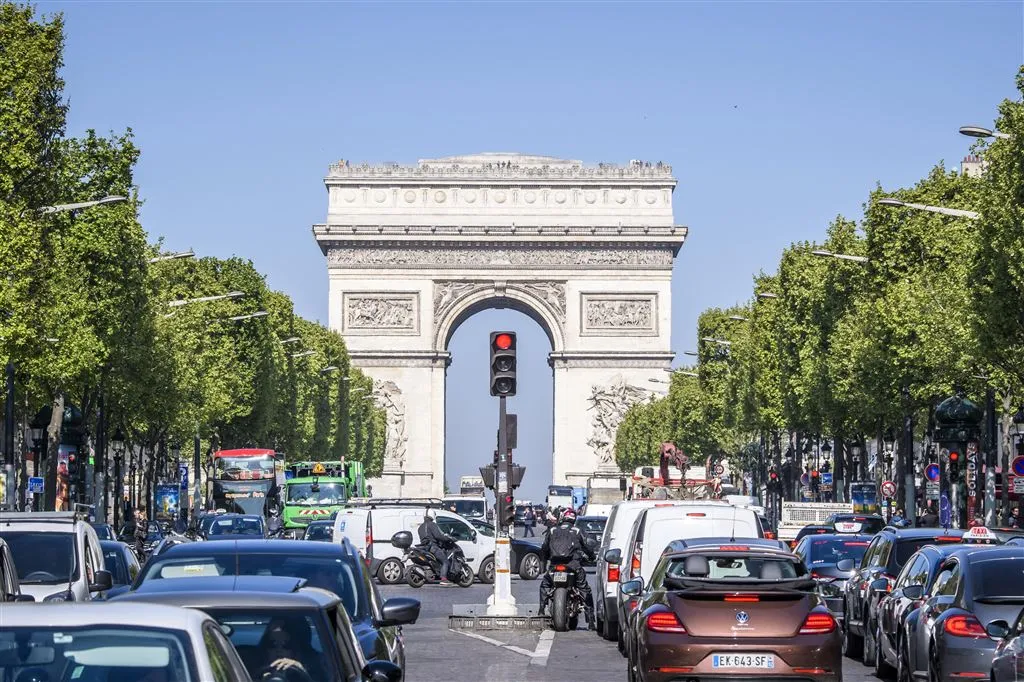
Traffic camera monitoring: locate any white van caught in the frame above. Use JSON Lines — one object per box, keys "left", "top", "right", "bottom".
{"left": 334, "top": 505, "right": 495, "bottom": 585}
{"left": 610, "top": 503, "right": 761, "bottom": 651}
{"left": 594, "top": 500, "right": 725, "bottom": 641}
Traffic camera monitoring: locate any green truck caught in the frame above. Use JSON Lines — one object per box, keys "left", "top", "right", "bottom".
{"left": 281, "top": 460, "right": 366, "bottom": 535}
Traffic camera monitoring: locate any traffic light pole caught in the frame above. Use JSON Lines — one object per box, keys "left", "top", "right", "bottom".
{"left": 487, "top": 395, "right": 517, "bottom": 616}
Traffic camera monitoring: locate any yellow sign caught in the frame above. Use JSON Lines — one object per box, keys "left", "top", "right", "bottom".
{"left": 312, "top": 462, "right": 326, "bottom": 475}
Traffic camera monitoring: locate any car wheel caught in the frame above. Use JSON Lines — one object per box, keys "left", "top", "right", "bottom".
{"left": 875, "top": 622, "right": 895, "bottom": 678}
{"left": 478, "top": 556, "right": 495, "bottom": 584}
{"left": 519, "top": 553, "right": 541, "bottom": 580}
{"left": 843, "top": 611, "right": 864, "bottom": 658}
{"left": 377, "top": 558, "right": 404, "bottom": 585}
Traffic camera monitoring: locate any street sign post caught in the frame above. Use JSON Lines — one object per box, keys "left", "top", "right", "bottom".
{"left": 881, "top": 480, "right": 897, "bottom": 498}
{"left": 1012, "top": 456, "right": 1024, "bottom": 477}
{"left": 925, "top": 463, "right": 940, "bottom": 482}
{"left": 27, "top": 477, "right": 43, "bottom": 495}
{"left": 714, "top": 463, "right": 725, "bottom": 476}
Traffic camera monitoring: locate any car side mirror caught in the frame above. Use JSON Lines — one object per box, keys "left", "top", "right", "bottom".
{"left": 89, "top": 569, "right": 113, "bottom": 592}
{"left": 378, "top": 597, "right": 421, "bottom": 626}
{"left": 902, "top": 584, "right": 923, "bottom": 600}
{"left": 604, "top": 548, "right": 622, "bottom": 564}
{"left": 363, "top": 659, "right": 402, "bottom": 682}
{"left": 870, "top": 578, "right": 889, "bottom": 592}
{"left": 987, "top": 620, "right": 1011, "bottom": 639}
{"left": 620, "top": 578, "right": 644, "bottom": 596}
{"left": 836, "top": 559, "right": 856, "bottom": 572}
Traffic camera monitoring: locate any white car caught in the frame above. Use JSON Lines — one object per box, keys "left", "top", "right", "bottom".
{"left": 334, "top": 504, "right": 496, "bottom": 584}
{"left": 0, "top": 510, "right": 110, "bottom": 601}
{"left": 0, "top": 602, "right": 252, "bottom": 681}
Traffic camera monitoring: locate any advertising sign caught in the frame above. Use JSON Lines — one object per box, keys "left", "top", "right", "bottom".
{"left": 850, "top": 481, "right": 880, "bottom": 514}
{"left": 966, "top": 442, "right": 978, "bottom": 522}
{"left": 820, "top": 472, "right": 833, "bottom": 491}
{"left": 154, "top": 484, "right": 180, "bottom": 520}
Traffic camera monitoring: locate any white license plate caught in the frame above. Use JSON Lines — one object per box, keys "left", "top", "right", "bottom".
{"left": 712, "top": 654, "right": 775, "bottom": 669}
{"left": 553, "top": 572, "right": 568, "bottom": 583}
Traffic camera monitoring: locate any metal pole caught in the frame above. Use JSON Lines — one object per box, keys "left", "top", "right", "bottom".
{"left": 4, "top": 360, "right": 15, "bottom": 509}
{"left": 985, "top": 388, "right": 997, "bottom": 527}
{"left": 113, "top": 452, "right": 121, "bottom": 530}
{"left": 903, "top": 408, "right": 915, "bottom": 526}
{"left": 192, "top": 429, "right": 201, "bottom": 518}
{"left": 487, "top": 395, "right": 516, "bottom": 616}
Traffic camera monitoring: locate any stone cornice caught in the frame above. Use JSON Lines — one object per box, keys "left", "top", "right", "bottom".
{"left": 548, "top": 350, "right": 675, "bottom": 369}
{"left": 326, "top": 161, "right": 675, "bottom": 184}
{"left": 313, "top": 224, "right": 686, "bottom": 239}
{"left": 349, "top": 350, "right": 452, "bottom": 368}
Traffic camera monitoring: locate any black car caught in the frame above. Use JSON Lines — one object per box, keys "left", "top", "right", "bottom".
{"left": 841, "top": 525, "right": 964, "bottom": 661}
{"left": 468, "top": 518, "right": 543, "bottom": 579}
{"left": 99, "top": 540, "right": 141, "bottom": 599}
{"left": 128, "top": 538, "right": 420, "bottom": 673}
{"left": 574, "top": 516, "right": 607, "bottom": 565}
{"left": 875, "top": 543, "right": 969, "bottom": 678}
{"left": 206, "top": 513, "right": 265, "bottom": 539}
{"left": 304, "top": 519, "right": 335, "bottom": 542}
{"left": 793, "top": 533, "right": 872, "bottom": 623}
{"left": 791, "top": 524, "right": 832, "bottom": 548}
{"left": 90, "top": 523, "right": 115, "bottom": 541}
{"left": 114, "top": 574, "right": 405, "bottom": 682}
{"left": 825, "top": 513, "right": 886, "bottom": 535}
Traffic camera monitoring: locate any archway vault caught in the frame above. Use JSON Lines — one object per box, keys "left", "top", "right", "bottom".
{"left": 314, "top": 153, "right": 687, "bottom": 498}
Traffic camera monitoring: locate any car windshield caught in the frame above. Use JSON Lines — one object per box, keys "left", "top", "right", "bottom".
{"left": 304, "top": 524, "right": 333, "bottom": 541}
{"left": 0, "top": 626, "right": 194, "bottom": 681}
{"left": 92, "top": 524, "right": 114, "bottom": 541}
{"left": 0, "top": 531, "right": 77, "bottom": 583}
{"left": 213, "top": 455, "right": 276, "bottom": 480}
{"left": 103, "top": 548, "right": 130, "bottom": 585}
{"left": 575, "top": 518, "right": 606, "bottom": 534}
{"left": 447, "top": 500, "right": 485, "bottom": 518}
{"left": 286, "top": 483, "right": 347, "bottom": 506}
{"left": 895, "top": 536, "right": 962, "bottom": 566}
{"left": 201, "top": 609, "right": 337, "bottom": 682}
{"left": 973, "top": 558, "right": 1024, "bottom": 601}
{"left": 807, "top": 538, "right": 871, "bottom": 565}
{"left": 471, "top": 521, "right": 495, "bottom": 537}
{"left": 661, "top": 553, "right": 802, "bottom": 583}
{"left": 208, "top": 516, "right": 264, "bottom": 536}
{"left": 140, "top": 553, "right": 369, "bottom": 620}
{"left": 831, "top": 516, "right": 885, "bottom": 534}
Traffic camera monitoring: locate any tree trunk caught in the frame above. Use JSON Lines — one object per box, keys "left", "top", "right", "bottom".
{"left": 834, "top": 435, "right": 845, "bottom": 503}
{"left": 44, "top": 392, "right": 64, "bottom": 510}
{"left": 1001, "top": 391, "right": 1014, "bottom": 526}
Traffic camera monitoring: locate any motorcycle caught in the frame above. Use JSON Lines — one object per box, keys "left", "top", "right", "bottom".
{"left": 390, "top": 531, "right": 474, "bottom": 588}
{"left": 547, "top": 563, "right": 585, "bottom": 632}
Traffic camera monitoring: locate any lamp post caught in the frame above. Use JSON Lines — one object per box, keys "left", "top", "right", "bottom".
{"left": 811, "top": 249, "right": 869, "bottom": 263}
{"left": 148, "top": 249, "right": 194, "bottom": 264}
{"left": 111, "top": 429, "right": 125, "bottom": 529}
{"left": 959, "top": 125, "right": 1011, "bottom": 140}
{"left": 876, "top": 197, "right": 979, "bottom": 220}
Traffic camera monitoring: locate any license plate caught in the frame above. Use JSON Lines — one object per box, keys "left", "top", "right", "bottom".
{"left": 553, "top": 572, "right": 568, "bottom": 583}
{"left": 712, "top": 654, "right": 775, "bottom": 669}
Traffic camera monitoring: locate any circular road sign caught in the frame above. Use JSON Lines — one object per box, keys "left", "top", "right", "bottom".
{"left": 714, "top": 464, "right": 725, "bottom": 476}
{"left": 925, "top": 463, "right": 941, "bottom": 482}
{"left": 881, "top": 480, "right": 897, "bottom": 498}
{"left": 1013, "top": 456, "right": 1024, "bottom": 477}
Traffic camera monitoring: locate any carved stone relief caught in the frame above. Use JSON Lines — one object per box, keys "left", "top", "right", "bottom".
{"left": 581, "top": 294, "right": 657, "bottom": 335}
{"left": 344, "top": 293, "right": 418, "bottom": 333}
{"left": 433, "top": 281, "right": 480, "bottom": 322}
{"left": 373, "top": 380, "right": 407, "bottom": 469}
{"left": 327, "top": 247, "right": 673, "bottom": 269}
{"left": 586, "top": 376, "right": 652, "bottom": 465}
{"left": 432, "top": 280, "right": 567, "bottom": 330}
{"left": 518, "top": 282, "right": 566, "bottom": 319}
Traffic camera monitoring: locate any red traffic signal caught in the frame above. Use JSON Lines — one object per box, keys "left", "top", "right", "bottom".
{"left": 504, "top": 495, "right": 513, "bottom": 503}
{"left": 494, "top": 333, "right": 514, "bottom": 350}
{"left": 950, "top": 451, "right": 959, "bottom": 462}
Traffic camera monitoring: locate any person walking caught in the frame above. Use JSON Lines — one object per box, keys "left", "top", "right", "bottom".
{"left": 133, "top": 508, "right": 149, "bottom": 559}
{"left": 523, "top": 506, "right": 536, "bottom": 537}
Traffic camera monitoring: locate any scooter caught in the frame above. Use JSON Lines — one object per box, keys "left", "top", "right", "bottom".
{"left": 390, "top": 531, "right": 474, "bottom": 588}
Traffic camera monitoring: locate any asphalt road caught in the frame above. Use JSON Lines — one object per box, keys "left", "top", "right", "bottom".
{"left": 382, "top": 570, "right": 879, "bottom": 682}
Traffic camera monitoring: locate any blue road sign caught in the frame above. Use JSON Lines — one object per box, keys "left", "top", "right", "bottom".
{"left": 939, "top": 494, "right": 952, "bottom": 527}
{"left": 821, "top": 472, "right": 833, "bottom": 485}
{"left": 178, "top": 463, "right": 189, "bottom": 491}
{"left": 926, "top": 463, "right": 941, "bottom": 482}
{"left": 1013, "top": 456, "right": 1024, "bottom": 477}
{"left": 27, "top": 477, "right": 44, "bottom": 494}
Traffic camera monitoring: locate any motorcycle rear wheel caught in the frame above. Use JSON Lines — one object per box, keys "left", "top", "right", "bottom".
{"left": 406, "top": 566, "right": 426, "bottom": 588}
{"left": 457, "top": 564, "right": 475, "bottom": 587}
{"left": 551, "top": 588, "right": 569, "bottom": 632}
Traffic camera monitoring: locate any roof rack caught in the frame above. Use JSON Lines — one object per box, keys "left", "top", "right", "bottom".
{"left": 346, "top": 497, "right": 447, "bottom": 508}
{"left": 0, "top": 509, "right": 90, "bottom": 525}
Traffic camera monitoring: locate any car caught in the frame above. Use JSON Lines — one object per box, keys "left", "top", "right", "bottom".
{"left": 152, "top": 531, "right": 195, "bottom": 556}
{"left": 0, "top": 601, "right": 252, "bottom": 680}
{"left": 876, "top": 544, "right": 973, "bottom": 680}
{"left": 990, "top": 527, "right": 1024, "bottom": 544}
{"left": 468, "top": 518, "right": 544, "bottom": 579}
{"left": 842, "top": 526, "right": 965, "bottom": 662}
{"left": 792, "top": 533, "right": 872, "bottom": 623}
{"left": 574, "top": 515, "right": 607, "bottom": 564}
{"left": 90, "top": 522, "right": 115, "bottom": 540}
{"left": 907, "top": 546, "right": 1024, "bottom": 682}
{"left": 99, "top": 539, "right": 142, "bottom": 599}
{"left": 119, "top": 519, "right": 165, "bottom": 553}
{"left": 113, "top": 575, "right": 402, "bottom": 682}
{"left": 790, "top": 524, "right": 832, "bottom": 548}
{"left": 612, "top": 502, "right": 762, "bottom": 656}
{"left": 620, "top": 537, "right": 841, "bottom": 682}
{"left": 824, "top": 513, "right": 886, "bottom": 535}
{"left": 304, "top": 519, "right": 335, "bottom": 541}
{"left": 0, "top": 536, "right": 32, "bottom": 602}
{"left": 206, "top": 513, "right": 266, "bottom": 539}
{"left": 0, "top": 510, "right": 111, "bottom": 601}
{"left": 127, "top": 538, "right": 420, "bottom": 673}
{"left": 990, "top": 602, "right": 1024, "bottom": 682}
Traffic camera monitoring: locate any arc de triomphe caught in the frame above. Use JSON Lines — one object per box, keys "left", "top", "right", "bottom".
{"left": 313, "top": 153, "right": 687, "bottom": 498}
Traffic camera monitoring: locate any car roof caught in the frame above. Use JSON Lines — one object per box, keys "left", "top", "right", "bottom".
{"left": 116, "top": 585, "right": 340, "bottom": 610}
{"left": 886, "top": 527, "right": 966, "bottom": 539}
{"left": 576, "top": 516, "right": 607, "bottom": 521}
{"left": 800, "top": 533, "right": 873, "bottom": 542}
{"left": 961, "top": 546, "right": 1024, "bottom": 564}
{"left": 158, "top": 539, "right": 352, "bottom": 557}
{"left": 2, "top": 602, "right": 212, "bottom": 628}
{"left": 131, "top": 575, "right": 307, "bottom": 595}
{"left": 99, "top": 540, "right": 132, "bottom": 551}
{"left": 306, "top": 520, "right": 334, "bottom": 526}
{"left": 663, "top": 537, "right": 790, "bottom": 554}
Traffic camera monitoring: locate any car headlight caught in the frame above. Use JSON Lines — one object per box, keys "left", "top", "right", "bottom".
{"left": 44, "top": 591, "right": 72, "bottom": 602}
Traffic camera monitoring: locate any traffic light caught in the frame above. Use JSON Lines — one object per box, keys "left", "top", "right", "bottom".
{"left": 489, "top": 332, "right": 517, "bottom": 397}
{"left": 768, "top": 468, "right": 779, "bottom": 492}
{"left": 498, "top": 493, "right": 515, "bottom": 527}
{"left": 949, "top": 451, "right": 960, "bottom": 478}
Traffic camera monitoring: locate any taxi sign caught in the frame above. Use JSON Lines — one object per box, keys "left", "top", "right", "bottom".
{"left": 312, "top": 462, "right": 326, "bottom": 475}
{"left": 835, "top": 521, "right": 863, "bottom": 533}
{"left": 963, "top": 526, "right": 998, "bottom": 544}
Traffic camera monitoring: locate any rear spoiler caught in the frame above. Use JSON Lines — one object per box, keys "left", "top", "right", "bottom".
{"left": 664, "top": 576, "right": 817, "bottom": 592}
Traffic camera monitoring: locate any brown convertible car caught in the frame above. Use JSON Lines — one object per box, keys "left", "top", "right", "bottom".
{"left": 622, "top": 537, "right": 842, "bottom": 682}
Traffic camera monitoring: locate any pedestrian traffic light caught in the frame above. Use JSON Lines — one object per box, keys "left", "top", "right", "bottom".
{"left": 489, "top": 332, "right": 517, "bottom": 397}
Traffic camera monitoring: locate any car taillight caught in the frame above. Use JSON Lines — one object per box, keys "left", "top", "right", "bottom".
{"left": 631, "top": 553, "right": 641, "bottom": 577}
{"left": 719, "top": 546, "right": 749, "bottom": 551}
{"left": 944, "top": 615, "right": 986, "bottom": 638}
{"left": 799, "top": 612, "right": 837, "bottom": 635}
{"left": 608, "top": 565, "right": 620, "bottom": 582}
{"left": 724, "top": 594, "right": 760, "bottom": 602}
{"left": 646, "top": 611, "right": 687, "bottom": 633}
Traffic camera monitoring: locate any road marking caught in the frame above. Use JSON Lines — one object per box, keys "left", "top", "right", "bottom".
{"left": 449, "top": 627, "right": 555, "bottom": 666}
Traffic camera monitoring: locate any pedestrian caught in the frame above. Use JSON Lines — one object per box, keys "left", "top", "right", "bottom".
{"left": 919, "top": 502, "right": 939, "bottom": 527}
{"left": 1016, "top": 505, "right": 1024, "bottom": 529}
{"left": 523, "top": 506, "right": 536, "bottom": 537}
{"left": 133, "top": 508, "right": 149, "bottom": 559}
{"left": 892, "top": 508, "right": 906, "bottom": 526}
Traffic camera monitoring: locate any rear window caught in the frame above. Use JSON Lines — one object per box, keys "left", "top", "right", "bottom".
{"left": 832, "top": 516, "right": 885, "bottom": 534}
{"left": 807, "top": 538, "right": 870, "bottom": 565}
{"left": 895, "top": 537, "right": 961, "bottom": 567}
{"left": 641, "top": 511, "right": 758, "bottom": 579}
{"left": 973, "top": 558, "right": 1024, "bottom": 600}
{"left": 664, "top": 554, "right": 802, "bottom": 581}
{"left": 575, "top": 518, "right": 606, "bottom": 534}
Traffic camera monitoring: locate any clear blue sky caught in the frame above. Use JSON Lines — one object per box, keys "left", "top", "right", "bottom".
{"left": 44, "top": 0, "right": 1022, "bottom": 502}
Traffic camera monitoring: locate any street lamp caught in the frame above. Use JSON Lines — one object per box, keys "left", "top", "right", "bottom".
{"left": 959, "top": 125, "right": 1011, "bottom": 140}
{"left": 757, "top": 292, "right": 779, "bottom": 300}
{"left": 727, "top": 315, "right": 749, "bottom": 322}
{"left": 674, "top": 371, "right": 699, "bottom": 378}
{"left": 291, "top": 350, "right": 317, "bottom": 359}
{"left": 37, "top": 195, "right": 128, "bottom": 215}
{"left": 700, "top": 337, "right": 732, "bottom": 346}
{"left": 279, "top": 337, "right": 301, "bottom": 345}
{"left": 682, "top": 350, "right": 698, "bottom": 356}
{"left": 111, "top": 428, "right": 125, "bottom": 528}
{"left": 876, "top": 197, "right": 979, "bottom": 220}
{"left": 167, "top": 291, "right": 246, "bottom": 308}
{"left": 226, "top": 310, "right": 268, "bottom": 322}
{"left": 811, "top": 249, "right": 869, "bottom": 263}
{"left": 320, "top": 366, "right": 339, "bottom": 374}
{"left": 148, "top": 250, "right": 195, "bottom": 264}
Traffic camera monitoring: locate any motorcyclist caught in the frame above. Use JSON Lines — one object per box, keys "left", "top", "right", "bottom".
{"left": 418, "top": 510, "right": 457, "bottom": 586}
{"left": 539, "top": 508, "right": 596, "bottom": 629}
{"left": 267, "top": 505, "right": 284, "bottom": 537}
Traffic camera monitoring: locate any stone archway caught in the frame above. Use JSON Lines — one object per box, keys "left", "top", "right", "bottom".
{"left": 313, "top": 153, "right": 687, "bottom": 497}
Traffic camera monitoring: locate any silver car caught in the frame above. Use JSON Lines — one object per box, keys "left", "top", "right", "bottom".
{"left": 0, "top": 602, "right": 252, "bottom": 681}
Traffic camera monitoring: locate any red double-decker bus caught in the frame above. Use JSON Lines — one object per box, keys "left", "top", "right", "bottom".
{"left": 210, "top": 449, "right": 284, "bottom": 515}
